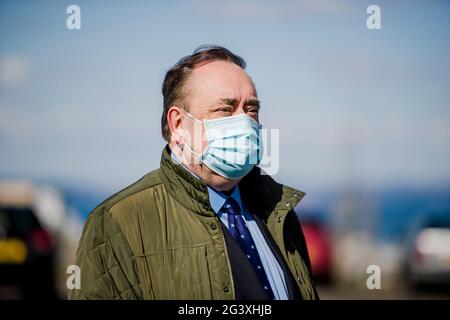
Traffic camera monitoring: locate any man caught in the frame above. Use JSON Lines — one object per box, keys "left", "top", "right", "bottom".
{"left": 69, "top": 45, "right": 318, "bottom": 300}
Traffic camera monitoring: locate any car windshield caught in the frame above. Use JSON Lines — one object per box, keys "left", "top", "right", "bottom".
{"left": 0, "top": 207, "right": 41, "bottom": 239}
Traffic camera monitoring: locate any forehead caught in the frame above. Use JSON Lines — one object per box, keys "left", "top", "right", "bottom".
{"left": 184, "top": 60, "right": 256, "bottom": 100}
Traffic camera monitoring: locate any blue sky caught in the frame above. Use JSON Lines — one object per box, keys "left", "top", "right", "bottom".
{"left": 1, "top": 0, "right": 450, "bottom": 193}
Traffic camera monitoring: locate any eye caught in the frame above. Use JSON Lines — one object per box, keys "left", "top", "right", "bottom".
{"left": 217, "top": 107, "right": 233, "bottom": 113}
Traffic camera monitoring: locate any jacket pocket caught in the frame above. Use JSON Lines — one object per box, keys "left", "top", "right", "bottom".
{"left": 142, "top": 245, "right": 213, "bottom": 299}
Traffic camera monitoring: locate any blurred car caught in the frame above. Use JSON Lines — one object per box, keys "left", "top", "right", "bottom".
{"left": 0, "top": 183, "right": 57, "bottom": 299}
{"left": 405, "top": 209, "right": 450, "bottom": 290}
{"left": 0, "top": 207, "right": 57, "bottom": 299}
{"left": 300, "top": 219, "right": 333, "bottom": 282}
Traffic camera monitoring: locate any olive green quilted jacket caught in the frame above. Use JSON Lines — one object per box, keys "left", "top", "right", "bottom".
{"left": 68, "top": 146, "right": 318, "bottom": 300}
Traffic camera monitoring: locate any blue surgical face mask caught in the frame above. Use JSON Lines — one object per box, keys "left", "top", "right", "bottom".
{"left": 182, "top": 110, "right": 262, "bottom": 180}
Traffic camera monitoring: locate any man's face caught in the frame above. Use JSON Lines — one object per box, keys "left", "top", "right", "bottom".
{"left": 173, "top": 60, "right": 260, "bottom": 191}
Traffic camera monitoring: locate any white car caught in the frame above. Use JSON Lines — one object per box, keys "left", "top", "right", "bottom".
{"left": 406, "top": 210, "right": 450, "bottom": 288}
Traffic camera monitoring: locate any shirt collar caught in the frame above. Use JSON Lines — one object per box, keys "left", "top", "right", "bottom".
{"left": 207, "top": 185, "right": 243, "bottom": 214}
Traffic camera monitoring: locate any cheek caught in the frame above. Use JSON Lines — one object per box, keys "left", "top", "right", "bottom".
{"left": 197, "top": 127, "right": 208, "bottom": 153}
{"left": 185, "top": 122, "right": 208, "bottom": 153}
{"left": 202, "top": 136, "right": 208, "bottom": 151}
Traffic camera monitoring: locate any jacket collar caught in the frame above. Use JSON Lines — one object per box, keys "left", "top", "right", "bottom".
{"left": 159, "top": 145, "right": 305, "bottom": 220}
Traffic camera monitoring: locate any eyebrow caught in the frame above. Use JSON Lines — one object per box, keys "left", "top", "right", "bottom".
{"left": 218, "top": 98, "right": 261, "bottom": 109}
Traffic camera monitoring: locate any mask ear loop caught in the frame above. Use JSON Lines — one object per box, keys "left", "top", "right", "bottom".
{"left": 180, "top": 108, "right": 205, "bottom": 163}
{"left": 183, "top": 142, "right": 202, "bottom": 158}
{"left": 181, "top": 108, "right": 203, "bottom": 124}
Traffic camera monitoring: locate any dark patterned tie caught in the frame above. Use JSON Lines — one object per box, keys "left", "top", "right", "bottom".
{"left": 223, "top": 196, "right": 275, "bottom": 299}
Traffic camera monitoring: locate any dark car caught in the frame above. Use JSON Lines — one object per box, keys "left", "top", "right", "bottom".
{"left": 0, "top": 206, "right": 57, "bottom": 299}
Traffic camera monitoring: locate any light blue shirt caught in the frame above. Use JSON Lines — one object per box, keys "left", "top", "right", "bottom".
{"left": 170, "top": 150, "right": 289, "bottom": 299}
{"left": 207, "top": 185, "right": 289, "bottom": 300}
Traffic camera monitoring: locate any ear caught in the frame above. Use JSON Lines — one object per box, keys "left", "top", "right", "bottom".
{"left": 167, "top": 106, "right": 185, "bottom": 145}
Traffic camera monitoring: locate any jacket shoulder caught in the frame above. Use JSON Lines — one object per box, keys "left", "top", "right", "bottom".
{"left": 85, "top": 169, "right": 168, "bottom": 258}
{"left": 94, "top": 168, "right": 163, "bottom": 212}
